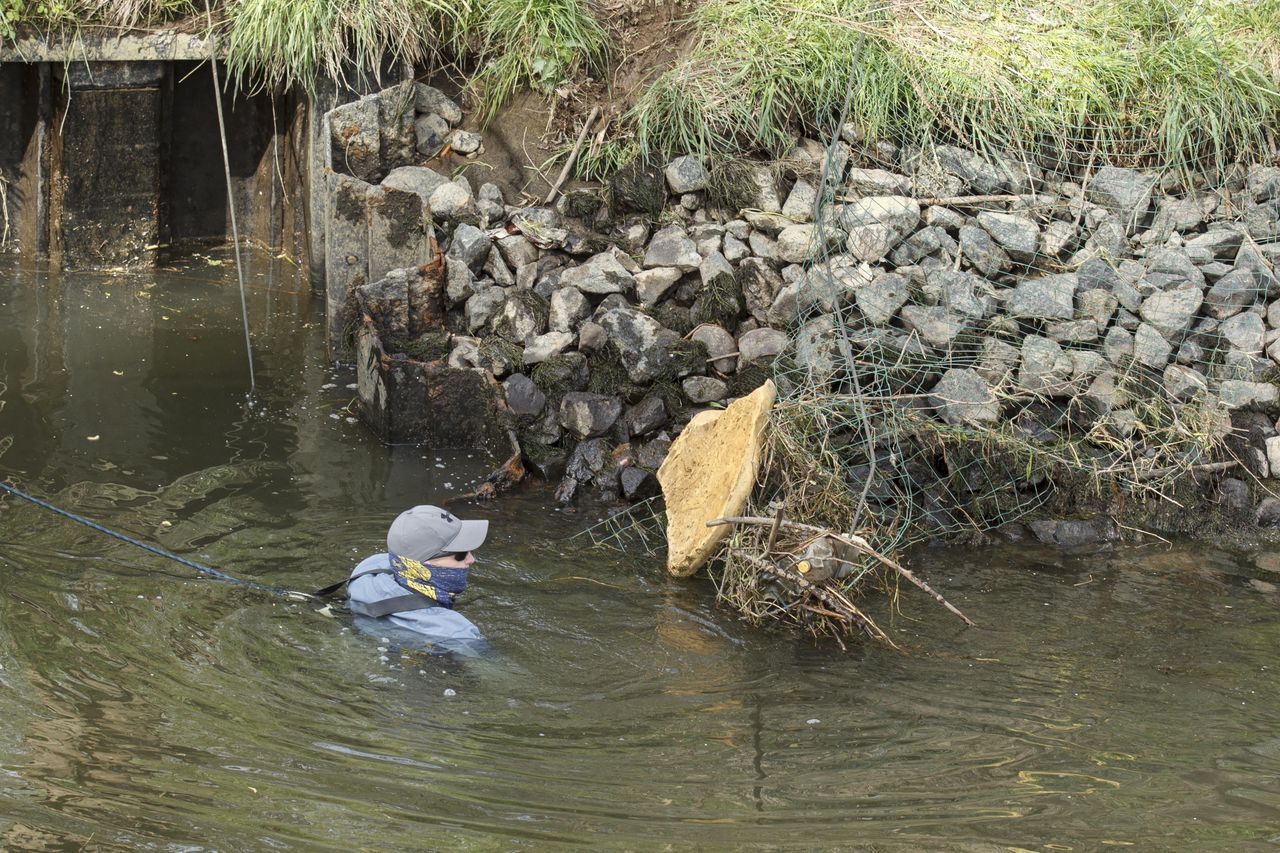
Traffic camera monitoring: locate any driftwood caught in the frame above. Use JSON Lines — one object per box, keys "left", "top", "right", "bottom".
{"left": 708, "top": 515, "right": 976, "bottom": 627}
{"left": 453, "top": 430, "right": 527, "bottom": 502}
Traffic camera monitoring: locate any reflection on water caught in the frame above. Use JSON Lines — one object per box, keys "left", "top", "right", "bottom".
{"left": 2, "top": 252, "right": 1280, "bottom": 849}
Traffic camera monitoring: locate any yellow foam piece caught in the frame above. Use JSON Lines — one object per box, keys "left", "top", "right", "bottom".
{"left": 658, "top": 380, "right": 775, "bottom": 577}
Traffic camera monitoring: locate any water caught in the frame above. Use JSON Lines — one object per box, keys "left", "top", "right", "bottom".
{"left": 2, "top": 252, "right": 1280, "bottom": 850}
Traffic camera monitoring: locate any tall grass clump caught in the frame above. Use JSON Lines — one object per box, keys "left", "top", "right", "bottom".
{"left": 464, "top": 0, "right": 610, "bottom": 124}
{"left": 221, "top": 0, "right": 461, "bottom": 92}
{"left": 632, "top": 0, "right": 1280, "bottom": 179}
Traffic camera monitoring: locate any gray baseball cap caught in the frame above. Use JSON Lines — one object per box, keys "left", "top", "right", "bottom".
{"left": 387, "top": 505, "right": 489, "bottom": 561}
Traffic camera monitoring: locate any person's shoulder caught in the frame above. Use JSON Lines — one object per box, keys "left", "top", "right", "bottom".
{"left": 350, "top": 553, "right": 390, "bottom": 577}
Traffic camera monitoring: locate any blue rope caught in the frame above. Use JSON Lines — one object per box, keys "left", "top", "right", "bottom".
{"left": 0, "top": 481, "right": 314, "bottom": 601}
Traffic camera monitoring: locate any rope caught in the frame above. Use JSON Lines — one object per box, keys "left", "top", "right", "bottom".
{"left": 204, "top": 0, "right": 257, "bottom": 400}
{"left": 0, "top": 481, "right": 315, "bottom": 601}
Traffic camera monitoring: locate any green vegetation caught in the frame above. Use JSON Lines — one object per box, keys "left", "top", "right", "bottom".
{"left": 4, "top": 0, "right": 1276, "bottom": 179}
{"left": 464, "top": 0, "right": 611, "bottom": 124}
{"left": 632, "top": 0, "right": 1280, "bottom": 175}
{"left": 221, "top": 0, "right": 458, "bottom": 92}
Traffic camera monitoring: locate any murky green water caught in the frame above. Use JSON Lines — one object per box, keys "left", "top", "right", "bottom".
{"left": 2, "top": 252, "right": 1280, "bottom": 851}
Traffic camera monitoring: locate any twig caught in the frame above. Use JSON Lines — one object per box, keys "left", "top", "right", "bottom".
{"left": 544, "top": 106, "right": 600, "bottom": 205}
{"left": 765, "top": 506, "right": 784, "bottom": 553}
{"left": 709, "top": 516, "right": 976, "bottom": 627}
{"left": 735, "top": 551, "right": 896, "bottom": 647}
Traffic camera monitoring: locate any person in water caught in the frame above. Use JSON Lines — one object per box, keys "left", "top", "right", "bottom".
{"left": 347, "top": 505, "right": 488, "bottom": 647}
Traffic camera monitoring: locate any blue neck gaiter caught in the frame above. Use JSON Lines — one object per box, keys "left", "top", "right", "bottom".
{"left": 389, "top": 553, "right": 469, "bottom": 609}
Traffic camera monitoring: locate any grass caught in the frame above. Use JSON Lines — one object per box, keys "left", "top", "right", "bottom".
{"left": 464, "top": 0, "right": 611, "bottom": 124}
{"left": 630, "top": 0, "right": 1280, "bottom": 179}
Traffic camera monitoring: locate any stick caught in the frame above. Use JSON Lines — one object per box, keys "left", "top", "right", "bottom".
{"left": 709, "top": 516, "right": 976, "bottom": 627}
{"left": 544, "top": 106, "right": 600, "bottom": 205}
{"left": 765, "top": 506, "right": 784, "bottom": 553}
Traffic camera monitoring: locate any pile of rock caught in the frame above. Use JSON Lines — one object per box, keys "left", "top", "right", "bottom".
{"left": 327, "top": 81, "right": 1280, "bottom": 534}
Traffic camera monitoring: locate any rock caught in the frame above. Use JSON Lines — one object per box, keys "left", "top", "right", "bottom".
{"left": 560, "top": 252, "right": 636, "bottom": 295}
{"left": 620, "top": 466, "right": 660, "bottom": 501}
{"left": 699, "top": 251, "right": 737, "bottom": 293}
{"left": 1047, "top": 319, "right": 1098, "bottom": 344}
{"left": 414, "top": 84, "right": 462, "bottom": 125}
{"left": 976, "top": 337, "right": 1019, "bottom": 384}
{"left": 484, "top": 248, "right": 514, "bottom": 287}
{"left": 932, "top": 145, "right": 1020, "bottom": 194}
{"left": 496, "top": 294, "right": 545, "bottom": 342}
{"left": 465, "top": 286, "right": 506, "bottom": 332}
{"left": 930, "top": 367, "right": 998, "bottom": 426}
{"left": 959, "top": 225, "right": 1011, "bottom": 277}
{"left": 1219, "top": 380, "right": 1280, "bottom": 412}
{"left": 414, "top": 113, "right": 450, "bottom": 157}
{"left": 1145, "top": 248, "right": 1205, "bottom": 290}
{"left": 1040, "top": 220, "right": 1077, "bottom": 258}
{"left": 1007, "top": 273, "right": 1077, "bottom": 321}
{"left": 496, "top": 234, "right": 538, "bottom": 271}
{"left": 1221, "top": 311, "right": 1266, "bottom": 354}
{"left": 448, "top": 336, "right": 481, "bottom": 369}
{"left": 559, "top": 392, "right": 623, "bottom": 439}
{"left": 748, "top": 230, "right": 780, "bottom": 261}
{"left": 632, "top": 267, "right": 682, "bottom": 307}
{"left": 1139, "top": 283, "right": 1203, "bottom": 339}
{"left": 689, "top": 223, "right": 724, "bottom": 257}
{"left": 444, "top": 256, "right": 476, "bottom": 306}
{"left": 1079, "top": 288, "right": 1118, "bottom": 328}
{"left": 1132, "top": 322, "right": 1172, "bottom": 369}
{"left": 542, "top": 287, "right": 586, "bottom": 334}
{"left": 977, "top": 211, "right": 1040, "bottom": 263}
{"left": 1258, "top": 497, "right": 1280, "bottom": 527}
{"left": 924, "top": 205, "right": 965, "bottom": 231}
{"left": 624, "top": 395, "right": 668, "bottom": 436}
{"left": 448, "top": 129, "right": 482, "bottom": 155}
{"left": 846, "top": 224, "right": 900, "bottom": 263}
{"left": 1184, "top": 228, "right": 1244, "bottom": 261}
{"left": 682, "top": 376, "right": 727, "bottom": 404}
{"left": 577, "top": 320, "right": 607, "bottom": 353}
{"left": 738, "top": 327, "right": 788, "bottom": 365}
{"left": 846, "top": 168, "right": 910, "bottom": 196}
{"left": 900, "top": 306, "right": 966, "bottom": 348}
{"left": 1219, "top": 478, "right": 1252, "bottom": 516}
{"left": 1070, "top": 349, "right": 1106, "bottom": 379}
{"left": 839, "top": 196, "right": 920, "bottom": 235}
{"left": 747, "top": 165, "right": 783, "bottom": 213}
{"left": 477, "top": 183, "right": 505, "bottom": 223}
{"left": 1102, "top": 325, "right": 1133, "bottom": 363}
{"left": 781, "top": 180, "right": 818, "bottom": 221}
{"left": 925, "top": 270, "right": 990, "bottom": 320}
{"left": 740, "top": 258, "right": 784, "bottom": 323}
{"left": 692, "top": 324, "right": 738, "bottom": 373}
{"left": 793, "top": 315, "right": 840, "bottom": 383}
{"left": 597, "top": 306, "right": 686, "bottom": 383}
{"left": 1019, "top": 335, "right": 1073, "bottom": 392}
{"left": 357, "top": 273, "right": 410, "bottom": 339}
{"left": 1087, "top": 166, "right": 1156, "bottom": 230}
{"left": 504, "top": 374, "right": 546, "bottom": 416}
{"left": 1246, "top": 166, "right": 1280, "bottom": 202}
{"left": 857, "top": 271, "right": 911, "bottom": 326}
{"left": 1204, "top": 268, "right": 1260, "bottom": 321}
{"left": 429, "top": 181, "right": 478, "bottom": 222}
{"left": 1163, "top": 364, "right": 1208, "bottom": 402}
{"left": 381, "top": 166, "right": 451, "bottom": 204}
{"left": 523, "top": 331, "right": 574, "bottom": 365}
{"left": 723, "top": 233, "right": 750, "bottom": 263}
{"left": 777, "top": 224, "right": 822, "bottom": 263}
{"left": 644, "top": 225, "right": 702, "bottom": 271}
{"left": 890, "top": 226, "right": 947, "bottom": 266}
{"left": 665, "top": 155, "right": 708, "bottom": 193}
